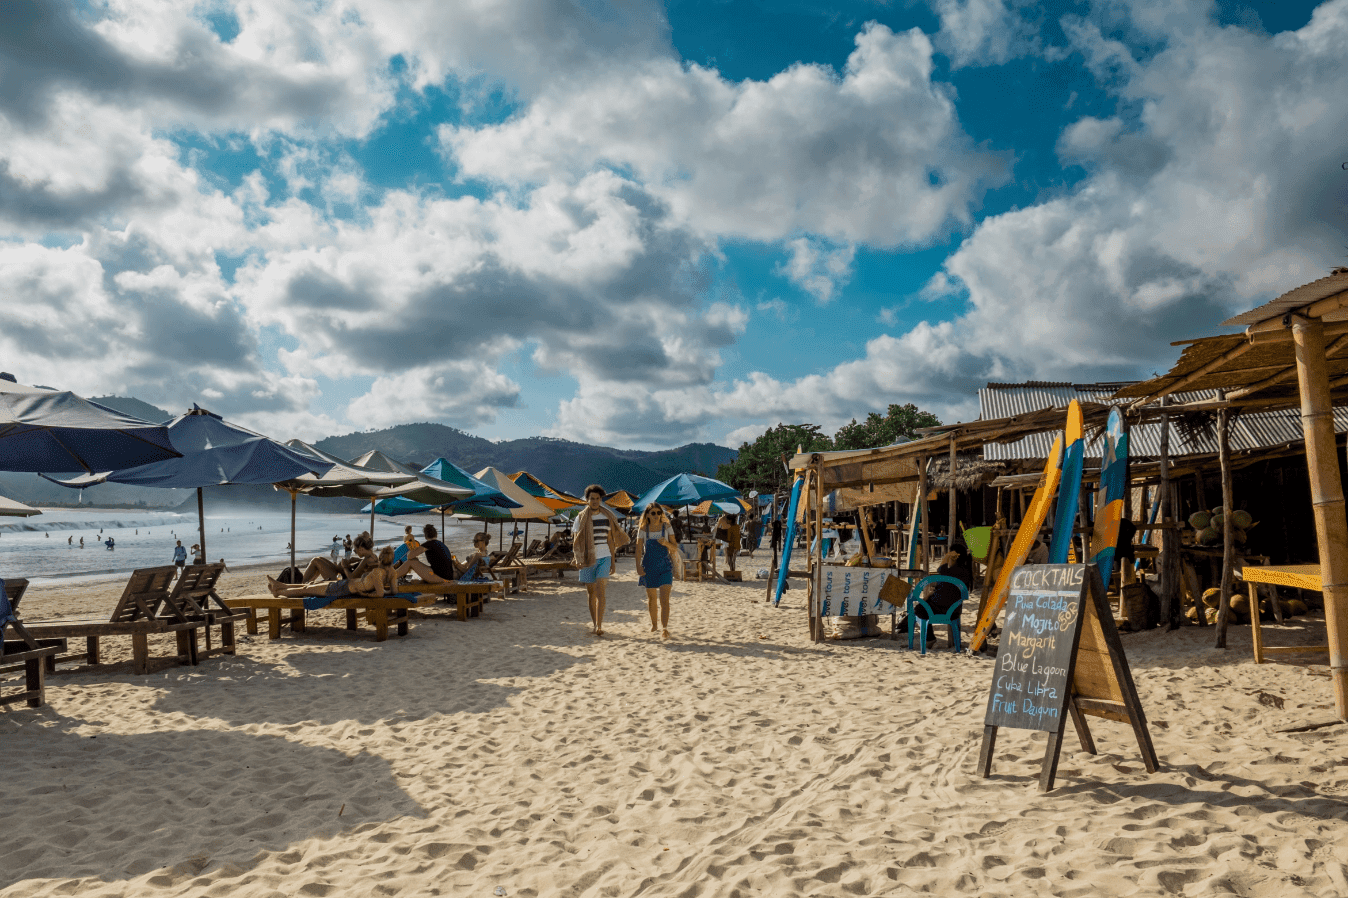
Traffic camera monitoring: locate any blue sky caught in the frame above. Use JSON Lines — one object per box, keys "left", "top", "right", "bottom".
{"left": 1, "top": 0, "right": 1344, "bottom": 450}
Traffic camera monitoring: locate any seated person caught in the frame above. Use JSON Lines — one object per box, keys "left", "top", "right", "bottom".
{"left": 301, "top": 531, "right": 373, "bottom": 583}
{"left": 268, "top": 546, "right": 396, "bottom": 599}
{"left": 539, "top": 530, "right": 572, "bottom": 560}
{"left": 396, "top": 524, "right": 463, "bottom": 584}
{"left": 897, "top": 544, "right": 975, "bottom": 634}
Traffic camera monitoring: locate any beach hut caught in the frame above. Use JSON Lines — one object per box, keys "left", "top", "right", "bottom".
{"left": 1115, "top": 269, "right": 1348, "bottom": 718}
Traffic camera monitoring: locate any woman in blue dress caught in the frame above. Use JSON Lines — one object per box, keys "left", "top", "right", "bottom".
{"left": 635, "top": 504, "right": 679, "bottom": 638}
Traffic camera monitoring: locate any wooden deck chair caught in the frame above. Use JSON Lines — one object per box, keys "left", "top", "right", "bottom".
{"left": 524, "top": 539, "right": 543, "bottom": 557}
{"left": 486, "top": 543, "right": 526, "bottom": 593}
{"left": 23, "top": 567, "right": 203, "bottom": 675}
{"left": 1, "top": 578, "right": 64, "bottom": 708}
{"left": 162, "top": 564, "right": 246, "bottom": 663}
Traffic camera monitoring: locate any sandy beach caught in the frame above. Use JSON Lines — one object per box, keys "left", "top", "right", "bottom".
{"left": 3, "top": 566, "right": 1348, "bottom": 897}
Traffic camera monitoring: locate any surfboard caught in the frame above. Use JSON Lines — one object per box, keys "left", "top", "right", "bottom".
{"left": 1049, "top": 400, "right": 1085, "bottom": 564}
{"left": 773, "top": 471, "right": 806, "bottom": 606}
{"left": 1088, "top": 407, "right": 1129, "bottom": 587}
{"left": 969, "top": 434, "right": 1064, "bottom": 653}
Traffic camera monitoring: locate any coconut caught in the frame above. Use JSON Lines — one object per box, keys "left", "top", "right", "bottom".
{"left": 1211, "top": 506, "right": 1227, "bottom": 517}
{"left": 1288, "top": 598, "right": 1308, "bottom": 616}
{"left": 1211, "top": 513, "right": 1226, "bottom": 531}
{"left": 1189, "top": 511, "right": 1212, "bottom": 530}
{"left": 1202, "top": 587, "right": 1221, "bottom": 608}
{"left": 1185, "top": 605, "right": 1200, "bottom": 622}
{"left": 1235, "top": 529, "right": 1247, "bottom": 544}
{"left": 1231, "top": 593, "right": 1249, "bottom": 613}
{"left": 1205, "top": 606, "right": 1219, "bottom": 624}
{"left": 1231, "top": 510, "right": 1253, "bottom": 530}
{"left": 1198, "top": 527, "right": 1220, "bottom": 546}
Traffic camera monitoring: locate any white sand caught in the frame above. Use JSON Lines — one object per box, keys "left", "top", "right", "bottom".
{"left": 4, "top": 564, "right": 1348, "bottom": 897}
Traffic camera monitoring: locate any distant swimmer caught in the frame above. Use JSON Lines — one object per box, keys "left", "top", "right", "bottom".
{"left": 105, "top": 537, "right": 115, "bottom": 550}
{"left": 79, "top": 537, "right": 84, "bottom": 548}
{"left": 68, "top": 536, "right": 72, "bottom": 545}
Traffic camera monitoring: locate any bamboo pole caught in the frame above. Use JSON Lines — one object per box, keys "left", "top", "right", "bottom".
{"left": 289, "top": 488, "right": 298, "bottom": 577}
{"left": 1215, "top": 397, "right": 1234, "bottom": 648}
{"left": 1158, "top": 396, "right": 1179, "bottom": 629}
{"left": 948, "top": 436, "right": 957, "bottom": 547}
{"left": 919, "top": 456, "right": 930, "bottom": 573}
{"left": 1292, "top": 316, "right": 1348, "bottom": 718}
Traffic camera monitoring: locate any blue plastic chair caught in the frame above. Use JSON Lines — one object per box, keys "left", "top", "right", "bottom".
{"left": 907, "top": 574, "right": 968, "bottom": 654}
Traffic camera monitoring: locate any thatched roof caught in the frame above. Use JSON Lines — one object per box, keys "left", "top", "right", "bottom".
{"left": 926, "top": 452, "right": 1007, "bottom": 491}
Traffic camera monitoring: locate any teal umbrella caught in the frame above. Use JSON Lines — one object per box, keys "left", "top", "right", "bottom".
{"left": 632, "top": 473, "right": 740, "bottom": 512}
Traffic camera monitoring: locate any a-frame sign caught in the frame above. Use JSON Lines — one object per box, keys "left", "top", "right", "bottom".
{"left": 977, "top": 563, "right": 1159, "bottom": 792}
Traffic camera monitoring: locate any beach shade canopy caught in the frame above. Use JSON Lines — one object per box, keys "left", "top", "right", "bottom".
{"left": 602, "top": 489, "right": 639, "bottom": 511}
{"left": 553, "top": 501, "right": 625, "bottom": 522}
{"left": 424, "top": 459, "right": 520, "bottom": 508}
{"left": 43, "top": 406, "right": 334, "bottom": 561}
{"left": 691, "top": 497, "right": 751, "bottom": 516}
{"left": 278, "top": 440, "right": 412, "bottom": 498}
{"left": 0, "top": 493, "right": 40, "bottom": 517}
{"left": 0, "top": 374, "right": 179, "bottom": 474}
{"left": 510, "top": 471, "right": 582, "bottom": 511}
{"left": 351, "top": 450, "right": 476, "bottom": 507}
{"left": 632, "top": 473, "right": 741, "bottom": 512}
{"left": 467, "top": 467, "right": 554, "bottom": 521}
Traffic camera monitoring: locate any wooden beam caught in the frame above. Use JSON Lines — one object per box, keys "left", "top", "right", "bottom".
{"left": 948, "top": 435, "right": 957, "bottom": 552}
{"left": 1228, "top": 333, "right": 1348, "bottom": 400}
{"left": 919, "top": 456, "right": 930, "bottom": 575}
{"left": 1215, "top": 397, "right": 1234, "bottom": 648}
{"left": 1158, "top": 396, "right": 1178, "bottom": 629}
{"left": 1128, "top": 340, "right": 1254, "bottom": 410}
{"left": 1247, "top": 316, "right": 1348, "bottom": 343}
{"left": 1243, "top": 288, "right": 1348, "bottom": 337}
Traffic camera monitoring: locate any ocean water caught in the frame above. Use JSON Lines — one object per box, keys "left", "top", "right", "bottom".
{"left": 0, "top": 508, "right": 530, "bottom": 584}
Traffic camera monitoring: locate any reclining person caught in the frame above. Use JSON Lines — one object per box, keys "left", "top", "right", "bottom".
{"left": 299, "top": 532, "right": 374, "bottom": 583}
{"left": 539, "top": 530, "right": 572, "bottom": 560}
{"left": 268, "top": 546, "right": 397, "bottom": 599}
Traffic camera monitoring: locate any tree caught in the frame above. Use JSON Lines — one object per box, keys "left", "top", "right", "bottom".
{"left": 717, "top": 423, "right": 832, "bottom": 496}
{"left": 832, "top": 403, "right": 941, "bottom": 451}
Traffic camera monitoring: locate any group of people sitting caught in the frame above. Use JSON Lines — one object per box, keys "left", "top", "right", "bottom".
{"left": 266, "top": 525, "right": 497, "bottom": 600}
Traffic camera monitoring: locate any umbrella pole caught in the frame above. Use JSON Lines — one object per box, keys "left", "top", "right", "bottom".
{"left": 197, "top": 487, "right": 206, "bottom": 562}
{"left": 441, "top": 508, "right": 445, "bottom": 534}
{"left": 524, "top": 521, "right": 529, "bottom": 548}
{"left": 370, "top": 506, "right": 375, "bottom": 541}
{"left": 290, "top": 489, "right": 298, "bottom": 577}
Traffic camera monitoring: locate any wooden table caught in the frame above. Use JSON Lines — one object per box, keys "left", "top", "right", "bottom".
{"left": 1240, "top": 564, "right": 1329, "bottom": 663}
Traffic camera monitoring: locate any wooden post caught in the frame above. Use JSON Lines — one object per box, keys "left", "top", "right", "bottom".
{"left": 197, "top": 487, "right": 206, "bottom": 562}
{"left": 289, "top": 488, "right": 298, "bottom": 576}
{"left": 1292, "top": 316, "right": 1348, "bottom": 718}
{"left": 919, "top": 457, "right": 930, "bottom": 573}
{"left": 1215, "top": 397, "right": 1234, "bottom": 648}
{"left": 948, "top": 436, "right": 957, "bottom": 548}
{"left": 370, "top": 505, "right": 375, "bottom": 541}
{"left": 1157, "top": 396, "right": 1179, "bottom": 629}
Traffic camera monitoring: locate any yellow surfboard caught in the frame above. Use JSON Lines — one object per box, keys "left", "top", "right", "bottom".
{"left": 969, "top": 433, "right": 1064, "bottom": 653}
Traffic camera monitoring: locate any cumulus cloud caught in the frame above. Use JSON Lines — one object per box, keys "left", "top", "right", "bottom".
{"left": 776, "top": 238, "right": 856, "bottom": 305}
{"left": 442, "top": 22, "right": 1009, "bottom": 247}
{"left": 931, "top": 0, "right": 1047, "bottom": 67}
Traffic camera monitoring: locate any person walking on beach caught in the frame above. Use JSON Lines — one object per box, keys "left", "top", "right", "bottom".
{"left": 573, "top": 484, "right": 628, "bottom": 637}
{"left": 173, "top": 540, "right": 187, "bottom": 571}
{"left": 715, "top": 512, "right": 741, "bottom": 572}
{"left": 329, "top": 535, "right": 343, "bottom": 562}
{"left": 635, "top": 504, "right": 678, "bottom": 638}
{"left": 343, "top": 534, "right": 353, "bottom": 559}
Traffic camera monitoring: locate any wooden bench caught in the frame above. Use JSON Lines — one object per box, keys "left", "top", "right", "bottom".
{"left": 403, "top": 580, "right": 504, "bottom": 620}
{"left": 23, "top": 567, "right": 211, "bottom": 675}
{"left": 1, "top": 579, "right": 64, "bottom": 709}
{"left": 224, "top": 593, "right": 438, "bottom": 642}
{"left": 160, "top": 564, "right": 247, "bottom": 663}
{"left": 520, "top": 560, "right": 577, "bottom": 580}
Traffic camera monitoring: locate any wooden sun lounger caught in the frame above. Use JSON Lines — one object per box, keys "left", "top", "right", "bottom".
{"left": 1, "top": 579, "right": 65, "bottom": 709}
{"left": 224, "top": 593, "right": 438, "bottom": 642}
{"left": 23, "top": 567, "right": 212, "bottom": 676}
{"left": 160, "top": 564, "right": 247, "bottom": 663}
{"left": 523, "top": 539, "right": 543, "bottom": 557}
{"left": 403, "top": 579, "right": 505, "bottom": 620}
{"left": 520, "top": 559, "right": 578, "bottom": 580}
{"left": 487, "top": 544, "right": 527, "bottom": 593}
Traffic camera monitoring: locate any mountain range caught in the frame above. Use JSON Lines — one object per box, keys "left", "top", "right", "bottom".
{"left": 0, "top": 397, "right": 736, "bottom": 510}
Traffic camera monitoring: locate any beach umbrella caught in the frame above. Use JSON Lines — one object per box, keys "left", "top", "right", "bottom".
{"left": 0, "top": 493, "right": 40, "bottom": 517}
{"left": 691, "top": 497, "right": 750, "bottom": 516}
{"left": 510, "top": 471, "right": 582, "bottom": 546}
{"left": 274, "top": 440, "right": 422, "bottom": 575}
{"left": 632, "top": 473, "right": 741, "bottom": 512}
{"left": 472, "top": 468, "right": 555, "bottom": 521}
{"left": 44, "top": 406, "right": 333, "bottom": 561}
{"left": 0, "top": 374, "right": 179, "bottom": 474}
{"left": 602, "top": 489, "right": 640, "bottom": 512}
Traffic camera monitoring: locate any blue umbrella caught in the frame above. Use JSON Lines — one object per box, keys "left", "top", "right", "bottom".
{"left": 45, "top": 406, "right": 332, "bottom": 560}
{"left": 0, "top": 374, "right": 179, "bottom": 473}
{"left": 632, "top": 473, "right": 741, "bottom": 512}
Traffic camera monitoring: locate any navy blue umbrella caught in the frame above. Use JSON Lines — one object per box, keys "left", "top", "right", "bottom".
{"left": 0, "top": 374, "right": 179, "bottom": 474}
{"left": 46, "top": 406, "right": 332, "bottom": 559}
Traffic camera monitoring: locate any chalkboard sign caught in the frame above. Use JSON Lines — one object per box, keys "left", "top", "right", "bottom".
{"left": 983, "top": 564, "right": 1084, "bottom": 733}
{"left": 977, "top": 563, "right": 1158, "bottom": 792}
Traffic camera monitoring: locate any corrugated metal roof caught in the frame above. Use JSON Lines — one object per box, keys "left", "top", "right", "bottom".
{"left": 1223, "top": 270, "right": 1348, "bottom": 327}
{"left": 979, "top": 382, "right": 1348, "bottom": 461}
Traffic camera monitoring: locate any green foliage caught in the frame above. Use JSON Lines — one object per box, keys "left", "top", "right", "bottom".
{"left": 716, "top": 404, "right": 942, "bottom": 497}
{"left": 716, "top": 423, "right": 832, "bottom": 495}
{"left": 832, "top": 404, "right": 941, "bottom": 451}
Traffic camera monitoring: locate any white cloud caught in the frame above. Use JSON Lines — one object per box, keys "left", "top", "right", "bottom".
{"left": 931, "top": 0, "right": 1044, "bottom": 67}
{"left": 442, "top": 22, "right": 1009, "bottom": 247}
{"left": 776, "top": 238, "right": 856, "bottom": 304}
